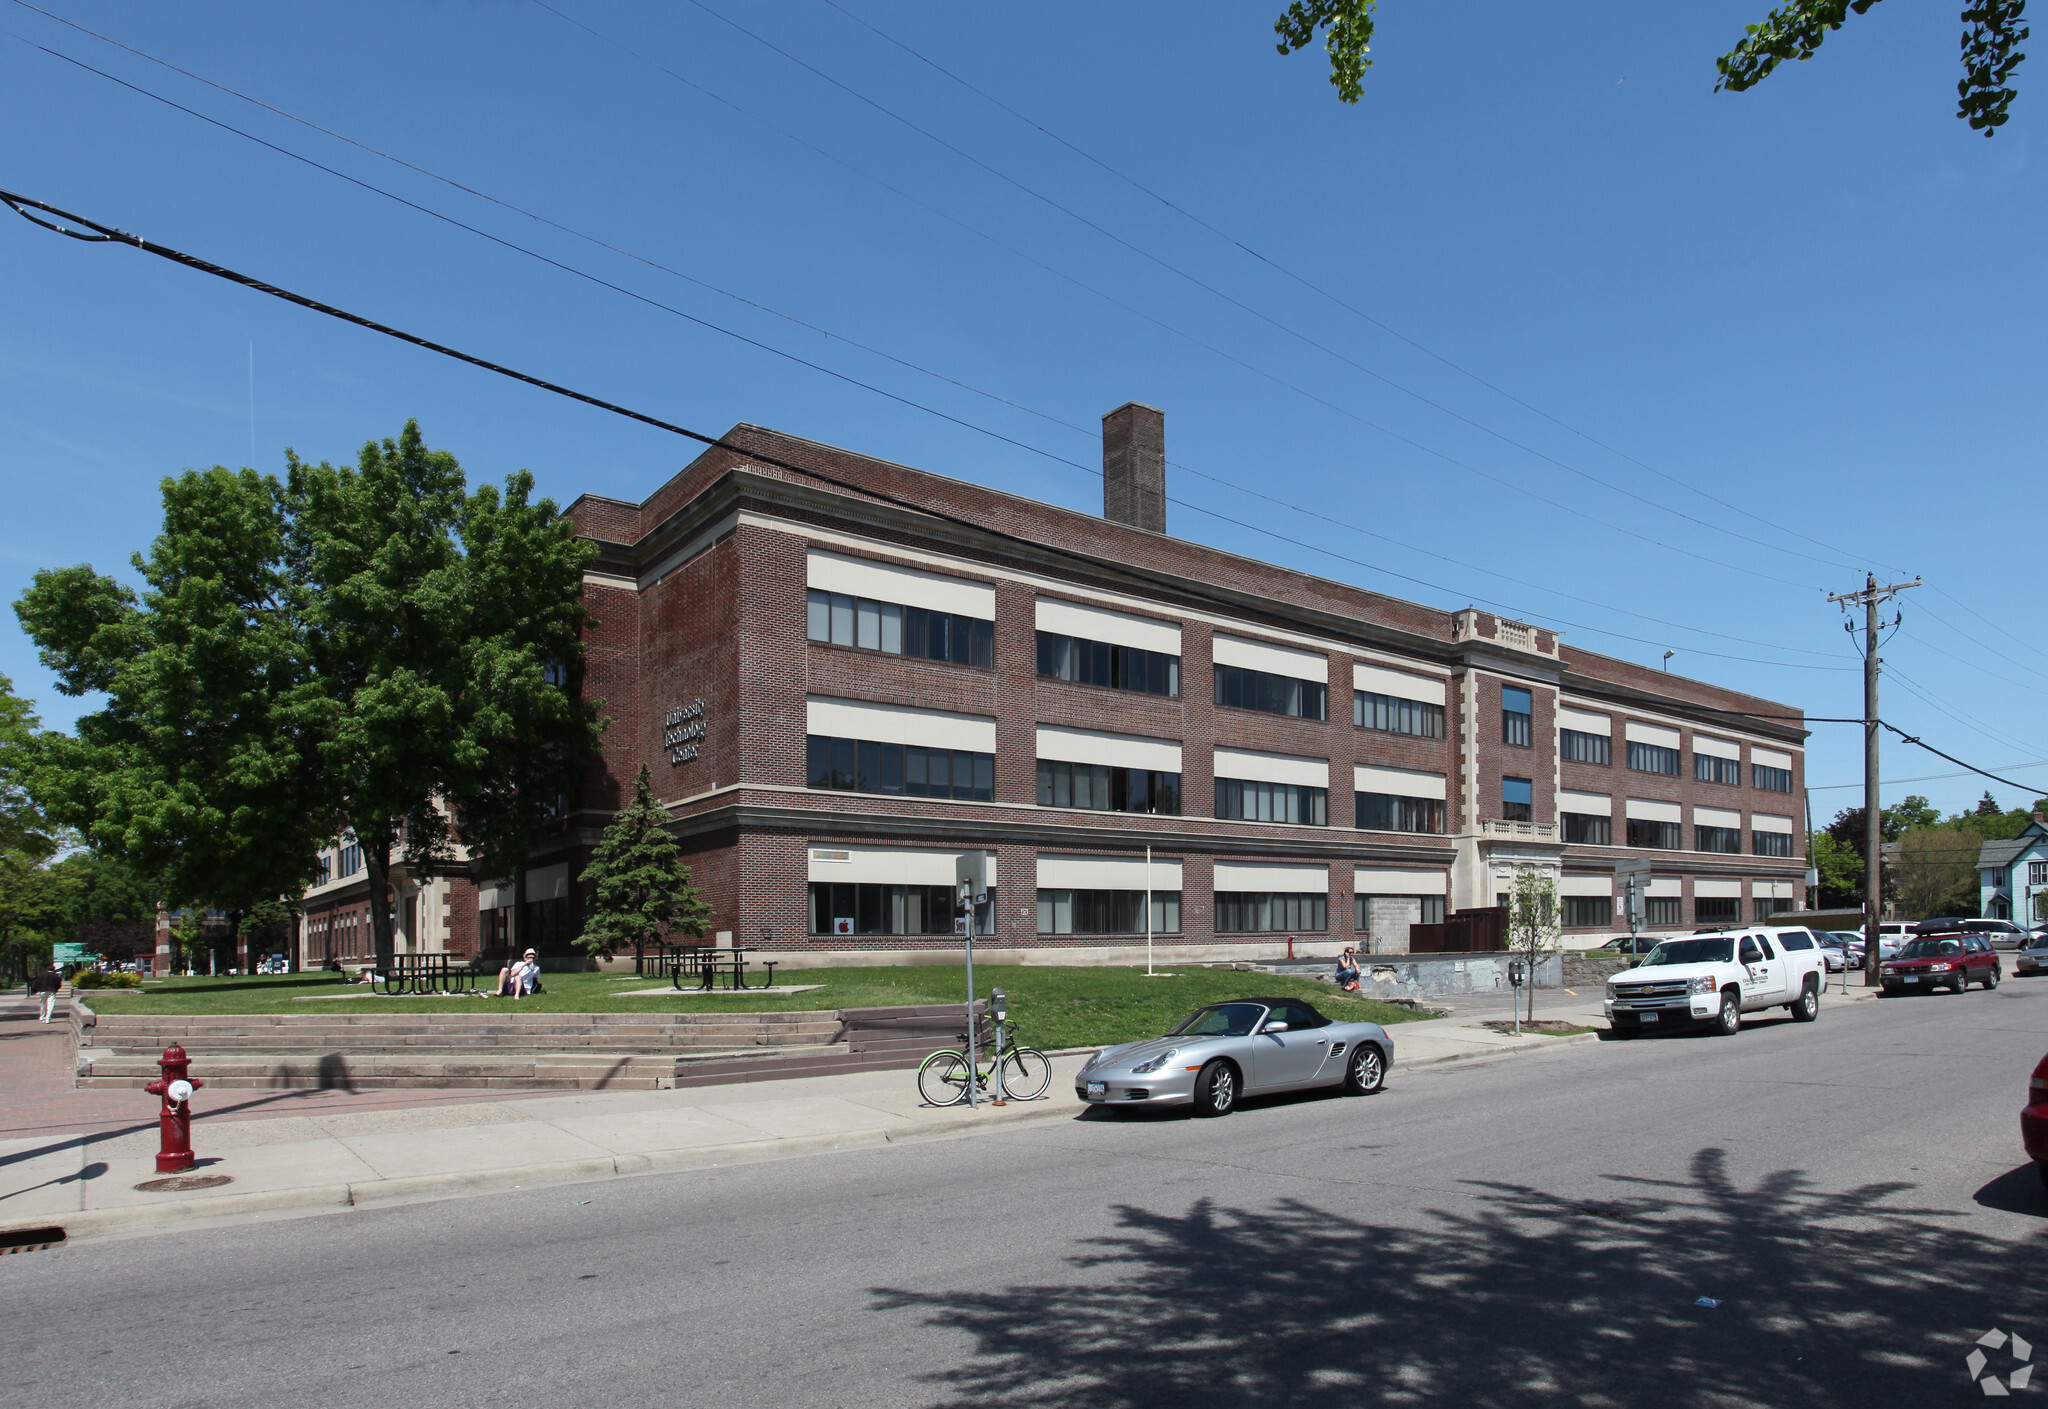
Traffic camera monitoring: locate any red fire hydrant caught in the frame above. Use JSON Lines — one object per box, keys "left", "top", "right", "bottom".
{"left": 142, "top": 1043, "right": 203, "bottom": 1174}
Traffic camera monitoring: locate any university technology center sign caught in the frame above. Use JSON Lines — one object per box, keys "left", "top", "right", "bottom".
{"left": 665, "top": 699, "right": 707, "bottom": 765}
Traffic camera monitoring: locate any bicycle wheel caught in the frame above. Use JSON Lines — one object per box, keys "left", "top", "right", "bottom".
{"left": 1000, "top": 1047, "right": 1052, "bottom": 1100}
{"left": 917, "top": 1050, "right": 971, "bottom": 1107}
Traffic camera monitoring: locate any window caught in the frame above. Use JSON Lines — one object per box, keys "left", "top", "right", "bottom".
{"left": 1355, "top": 690, "right": 1445, "bottom": 738}
{"left": 807, "top": 589, "right": 993, "bottom": 668}
{"left": 2031, "top": 862, "right": 2048, "bottom": 886}
{"left": 1753, "top": 763, "right": 1794, "bottom": 793}
{"left": 1037, "top": 889, "right": 1180, "bottom": 935}
{"left": 1502, "top": 686, "right": 1533, "bottom": 747}
{"left": 1560, "top": 729, "right": 1610, "bottom": 765}
{"left": 1214, "top": 664, "right": 1326, "bottom": 720}
{"left": 1695, "top": 897, "right": 1740, "bottom": 924}
{"left": 1627, "top": 818, "right": 1682, "bottom": 850}
{"left": 1645, "top": 896, "right": 1682, "bottom": 927}
{"left": 807, "top": 735, "right": 995, "bottom": 801}
{"left": 316, "top": 855, "right": 332, "bottom": 885}
{"left": 1696, "top": 826, "right": 1741, "bottom": 854}
{"left": 1695, "top": 754, "right": 1740, "bottom": 786}
{"left": 810, "top": 882, "right": 958, "bottom": 936}
{"left": 1036, "top": 632, "right": 1179, "bottom": 697}
{"left": 1036, "top": 760, "right": 1182, "bottom": 815}
{"left": 1988, "top": 868, "right": 2008, "bottom": 888}
{"left": 1356, "top": 792, "right": 1444, "bottom": 834}
{"left": 1753, "top": 896, "right": 1794, "bottom": 921}
{"left": 1214, "top": 778, "right": 1327, "bottom": 826}
{"left": 339, "top": 840, "right": 363, "bottom": 877}
{"left": 1753, "top": 830, "right": 1794, "bottom": 858}
{"left": 1627, "top": 741, "right": 1682, "bottom": 776}
{"left": 1353, "top": 893, "right": 1444, "bottom": 930}
{"left": 1563, "top": 895, "right": 1612, "bottom": 927}
{"left": 1215, "top": 892, "right": 1328, "bottom": 933}
{"left": 1502, "top": 777, "right": 1533, "bottom": 822}
{"left": 1561, "top": 813, "right": 1612, "bottom": 845}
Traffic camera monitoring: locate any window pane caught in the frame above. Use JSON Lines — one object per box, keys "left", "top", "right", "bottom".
{"left": 857, "top": 740, "right": 881, "bottom": 794}
{"left": 806, "top": 735, "right": 831, "bottom": 788}
{"left": 831, "top": 737, "right": 856, "bottom": 791}
{"left": 905, "top": 607, "right": 929, "bottom": 660}
{"left": 856, "top": 599, "right": 881, "bottom": 651}
{"left": 950, "top": 615, "right": 973, "bottom": 665}
{"left": 970, "top": 619, "right": 993, "bottom": 669}
{"left": 927, "top": 613, "right": 950, "bottom": 662}
{"left": 880, "top": 603, "right": 903, "bottom": 654}
{"left": 973, "top": 752, "right": 994, "bottom": 801}
{"left": 906, "top": 747, "right": 928, "bottom": 797}
{"left": 1503, "top": 686, "right": 1532, "bottom": 714}
{"left": 879, "top": 742, "right": 905, "bottom": 795}
{"left": 806, "top": 589, "right": 831, "bottom": 642}
{"left": 830, "top": 593, "right": 855, "bottom": 647}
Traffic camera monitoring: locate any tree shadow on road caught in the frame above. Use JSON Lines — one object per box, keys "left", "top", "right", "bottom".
{"left": 874, "top": 1147, "right": 2048, "bottom": 1407}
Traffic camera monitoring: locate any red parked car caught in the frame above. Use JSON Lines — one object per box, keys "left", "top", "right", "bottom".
{"left": 2026, "top": 1053, "right": 2048, "bottom": 1190}
{"left": 1879, "top": 932, "right": 2002, "bottom": 994}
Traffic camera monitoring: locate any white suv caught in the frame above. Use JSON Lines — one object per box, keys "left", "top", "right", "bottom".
{"left": 1606, "top": 926, "right": 1832, "bottom": 1037}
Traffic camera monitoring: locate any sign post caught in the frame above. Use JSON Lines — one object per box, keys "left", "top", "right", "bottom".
{"left": 955, "top": 853, "right": 989, "bottom": 1109}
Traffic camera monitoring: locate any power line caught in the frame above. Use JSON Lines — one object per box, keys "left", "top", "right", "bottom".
{"left": 810, "top": 0, "right": 1897, "bottom": 582}
{"left": 1808, "top": 757, "right": 2048, "bottom": 791}
{"left": 0, "top": 20, "right": 1857, "bottom": 669}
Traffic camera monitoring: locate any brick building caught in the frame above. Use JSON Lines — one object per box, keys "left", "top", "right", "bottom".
{"left": 306, "top": 403, "right": 1809, "bottom": 966}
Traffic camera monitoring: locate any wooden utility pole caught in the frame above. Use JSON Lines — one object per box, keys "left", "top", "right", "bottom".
{"left": 1826, "top": 573, "right": 1921, "bottom": 985}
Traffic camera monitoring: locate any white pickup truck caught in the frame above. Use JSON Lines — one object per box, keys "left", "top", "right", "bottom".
{"left": 1605, "top": 926, "right": 1832, "bottom": 1037}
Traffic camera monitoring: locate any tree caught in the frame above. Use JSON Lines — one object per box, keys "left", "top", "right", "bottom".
{"left": 1506, "top": 867, "right": 1559, "bottom": 1030}
{"left": 1889, "top": 824, "right": 1981, "bottom": 919}
{"left": 577, "top": 765, "right": 712, "bottom": 960}
{"left": 1277, "top": 0, "right": 2028, "bottom": 134}
{"left": 1808, "top": 828, "right": 1864, "bottom": 909}
{"left": 50, "top": 849, "right": 157, "bottom": 964}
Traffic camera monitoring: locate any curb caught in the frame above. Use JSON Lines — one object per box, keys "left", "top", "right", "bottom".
{"left": 1397, "top": 1030, "right": 1601, "bottom": 1070}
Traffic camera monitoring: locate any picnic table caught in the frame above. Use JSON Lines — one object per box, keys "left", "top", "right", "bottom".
{"left": 667, "top": 947, "right": 779, "bottom": 992}
{"left": 372, "top": 953, "right": 486, "bottom": 995}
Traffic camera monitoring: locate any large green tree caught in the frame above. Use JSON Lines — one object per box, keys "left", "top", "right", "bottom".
{"left": 577, "top": 765, "right": 712, "bottom": 960}
{"left": 1276, "top": 0, "right": 2027, "bottom": 133}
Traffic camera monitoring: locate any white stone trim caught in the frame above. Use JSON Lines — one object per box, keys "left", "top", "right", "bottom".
{"left": 1035, "top": 723, "right": 1182, "bottom": 772}
{"left": 1214, "top": 860, "right": 1329, "bottom": 892}
{"left": 807, "top": 549, "right": 995, "bottom": 618}
{"left": 1034, "top": 597, "right": 1181, "bottom": 654}
{"left": 1214, "top": 746, "right": 1328, "bottom": 788}
{"left": 807, "top": 696, "right": 997, "bottom": 751}
{"left": 1036, "top": 853, "right": 1183, "bottom": 889}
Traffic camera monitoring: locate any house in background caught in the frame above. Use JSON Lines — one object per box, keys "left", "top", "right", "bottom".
{"left": 1979, "top": 816, "right": 2048, "bottom": 923}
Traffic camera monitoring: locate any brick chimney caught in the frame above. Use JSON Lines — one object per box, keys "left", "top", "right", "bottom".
{"left": 1102, "top": 402, "right": 1165, "bottom": 533}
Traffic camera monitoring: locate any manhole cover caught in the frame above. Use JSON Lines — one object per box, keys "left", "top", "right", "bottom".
{"left": 133, "top": 1174, "right": 234, "bottom": 1193}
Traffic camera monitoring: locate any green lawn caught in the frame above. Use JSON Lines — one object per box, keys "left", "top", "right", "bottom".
{"left": 78, "top": 967, "right": 1426, "bottom": 1050}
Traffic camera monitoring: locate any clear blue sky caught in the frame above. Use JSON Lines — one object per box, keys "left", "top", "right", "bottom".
{"left": 1, "top": 0, "right": 2041, "bottom": 823}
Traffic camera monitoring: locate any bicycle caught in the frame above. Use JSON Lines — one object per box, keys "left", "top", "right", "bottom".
{"left": 916, "top": 1018, "right": 1052, "bottom": 1106}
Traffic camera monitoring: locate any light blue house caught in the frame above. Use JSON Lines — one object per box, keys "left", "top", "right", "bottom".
{"left": 1979, "top": 817, "right": 2048, "bottom": 922}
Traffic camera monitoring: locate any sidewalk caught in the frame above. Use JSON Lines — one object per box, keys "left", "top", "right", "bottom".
{"left": 3, "top": 980, "right": 1862, "bottom": 1244}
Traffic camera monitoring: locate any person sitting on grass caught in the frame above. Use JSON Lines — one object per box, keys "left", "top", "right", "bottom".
{"left": 1335, "top": 947, "right": 1362, "bottom": 993}
{"left": 514, "top": 949, "right": 543, "bottom": 999}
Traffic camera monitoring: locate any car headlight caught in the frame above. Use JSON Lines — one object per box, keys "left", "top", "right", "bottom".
{"left": 1929, "top": 963, "right": 1954, "bottom": 972}
{"left": 1688, "top": 976, "right": 1718, "bottom": 995}
{"left": 1129, "top": 1048, "right": 1179, "bottom": 1075}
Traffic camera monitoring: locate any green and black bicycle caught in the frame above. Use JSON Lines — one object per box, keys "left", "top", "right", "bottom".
{"left": 916, "top": 1015, "right": 1052, "bottom": 1106}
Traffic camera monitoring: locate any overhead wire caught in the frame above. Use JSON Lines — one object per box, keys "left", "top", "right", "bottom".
{"left": 1807, "top": 758, "right": 2048, "bottom": 791}
{"left": 0, "top": 14, "right": 1857, "bottom": 668}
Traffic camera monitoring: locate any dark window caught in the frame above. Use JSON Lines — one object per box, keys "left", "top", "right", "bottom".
{"left": 1036, "top": 759, "right": 1182, "bottom": 815}
{"left": 1214, "top": 778, "right": 1328, "bottom": 826}
{"left": 1753, "top": 897, "right": 1794, "bottom": 920}
{"left": 1753, "top": 830, "right": 1794, "bottom": 857}
{"left": 1626, "top": 818, "right": 1682, "bottom": 850}
{"left": 807, "top": 589, "right": 991, "bottom": 668}
{"left": 1645, "top": 896, "right": 1682, "bottom": 927}
{"left": 1695, "top": 896, "right": 1740, "bottom": 924}
{"left": 1695, "top": 753, "right": 1741, "bottom": 785}
{"left": 1356, "top": 792, "right": 1444, "bottom": 834}
{"left": 1560, "top": 728, "right": 1611, "bottom": 765}
{"left": 1036, "top": 890, "right": 1180, "bottom": 935}
{"left": 1563, "top": 895, "right": 1611, "bottom": 927}
{"left": 1214, "top": 664, "right": 1327, "bottom": 720}
{"left": 1779, "top": 931, "right": 1815, "bottom": 951}
{"left": 1754, "top": 763, "right": 1794, "bottom": 792}
{"left": 1502, "top": 686, "right": 1533, "bottom": 748}
{"left": 1561, "top": 813, "right": 1612, "bottom": 845}
{"left": 1502, "top": 776, "right": 1533, "bottom": 822}
{"left": 1036, "top": 631, "right": 1179, "bottom": 698}
{"left": 809, "top": 882, "right": 960, "bottom": 936}
{"left": 1214, "top": 892, "right": 1328, "bottom": 933}
{"left": 807, "top": 735, "right": 993, "bottom": 801}
{"left": 1627, "top": 741, "right": 1682, "bottom": 776}
{"left": 1355, "top": 691, "right": 1445, "bottom": 738}
{"left": 1696, "top": 825, "right": 1742, "bottom": 854}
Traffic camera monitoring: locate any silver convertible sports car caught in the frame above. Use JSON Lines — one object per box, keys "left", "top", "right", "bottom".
{"left": 1075, "top": 997, "right": 1394, "bottom": 1116}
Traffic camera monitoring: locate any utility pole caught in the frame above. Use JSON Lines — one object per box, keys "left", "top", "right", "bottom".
{"left": 1827, "top": 573, "right": 1921, "bottom": 986}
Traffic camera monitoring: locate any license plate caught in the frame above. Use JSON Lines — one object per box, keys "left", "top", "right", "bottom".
{"left": 1639, "top": 1012, "right": 1659, "bottom": 1023}
{"left": 1085, "top": 1081, "right": 1107, "bottom": 1099}
{"left": 1903, "top": 976, "right": 1919, "bottom": 984}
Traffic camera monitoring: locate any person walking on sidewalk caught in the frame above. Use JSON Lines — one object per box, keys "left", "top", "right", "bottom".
{"left": 28, "top": 962, "right": 61, "bottom": 1023}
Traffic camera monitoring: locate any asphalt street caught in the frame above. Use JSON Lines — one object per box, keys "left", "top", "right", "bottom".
{"left": 8, "top": 979, "right": 2047, "bottom": 1408}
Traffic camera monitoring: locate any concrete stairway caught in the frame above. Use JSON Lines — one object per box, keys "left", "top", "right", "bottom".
{"left": 76, "top": 1012, "right": 848, "bottom": 1091}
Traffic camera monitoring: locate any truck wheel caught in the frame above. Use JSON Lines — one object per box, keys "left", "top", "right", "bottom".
{"left": 1791, "top": 976, "right": 1820, "bottom": 1022}
{"left": 1711, "top": 991, "right": 1741, "bottom": 1037}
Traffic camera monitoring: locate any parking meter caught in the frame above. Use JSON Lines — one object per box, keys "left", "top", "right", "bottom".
{"left": 1508, "top": 960, "right": 1525, "bottom": 988}
{"left": 990, "top": 986, "right": 1007, "bottom": 1022}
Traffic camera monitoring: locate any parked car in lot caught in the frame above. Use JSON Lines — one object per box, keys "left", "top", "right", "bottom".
{"left": 1075, "top": 998, "right": 1393, "bottom": 1116}
{"left": 1606, "top": 927, "right": 1829, "bottom": 1036}
{"left": 1958, "top": 918, "right": 2032, "bottom": 949}
{"left": 2025, "top": 1052, "right": 2048, "bottom": 1190}
{"left": 1592, "top": 935, "right": 1659, "bottom": 955}
{"left": 2012, "top": 936, "right": 2048, "bottom": 977}
{"left": 1827, "top": 931, "right": 1868, "bottom": 966}
{"left": 1880, "top": 932, "right": 2002, "bottom": 994}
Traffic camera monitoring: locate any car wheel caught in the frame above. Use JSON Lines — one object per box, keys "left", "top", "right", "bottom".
{"left": 1951, "top": 971, "right": 1970, "bottom": 994}
{"left": 1791, "top": 977, "right": 1820, "bottom": 1022}
{"left": 1711, "top": 991, "right": 1741, "bottom": 1037}
{"left": 1343, "top": 1042, "right": 1386, "bottom": 1095}
{"left": 1984, "top": 967, "right": 2001, "bottom": 990}
{"left": 1193, "top": 1060, "right": 1238, "bottom": 1118}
